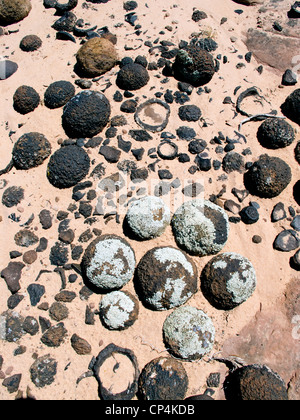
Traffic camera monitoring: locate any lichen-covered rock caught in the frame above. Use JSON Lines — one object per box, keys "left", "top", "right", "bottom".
{"left": 0, "top": 0, "right": 32, "bottom": 25}
{"left": 44, "top": 80, "right": 75, "bottom": 109}
{"left": 200, "top": 252, "right": 257, "bottom": 310}
{"left": 12, "top": 132, "right": 51, "bottom": 170}
{"left": 244, "top": 154, "right": 292, "bottom": 198}
{"left": 135, "top": 246, "right": 198, "bottom": 310}
{"left": 76, "top": 37, "right": 118, "bottom": 77}
{"left": 99, "top": 290, "right": 139, "bottom": 330}
{"left": 116, "top": 63, "right": 150, "bottom": 91}
{"left": 2, "top": 185, "right": 24, "bottom": 207}
{"left": 171, "top": 199, "right": 229, "bottom": 256}
{"left": 47, "top": 145, "right": 90, "bottom": 189}
{"left": 0, "top": 310, "right": 25, "bottom": 342}
{"left": 223, "top": 364, "right": 288, "bottom": 400}
{"left": 81, "top": 234, "right": 136, "bottom": 292}
{"left": 138, "top": 357, "right": 189, "bottom": 400}
{"left": 257, "top": 118, "right": 295, "bottom": 149}
{"left": 281, "top": 88, "right": 300, "bottom": 126}
{"left": 30, "top": 354, "right": 57, "bottom": 388}
{"left": 172, "top": 45, "right": 215, "bottom": 87}
{"left": 125, "top": 196, "right": 170, "bottom": 240}
{"left": 20, "top": 34, "right": 42, "bottom": 52}
{"left": 163, "top": 306, "right": 215, "bottom": 360}
{"left": 62, "top": 90, "right": 111, "bottom": 138}
{"left": 13, "top": 85, "right": 40, "bottom": 114}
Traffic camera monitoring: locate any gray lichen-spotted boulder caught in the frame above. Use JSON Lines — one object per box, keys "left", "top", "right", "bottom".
{"left": 171, "top": 199, "right": 229, "bottom": 256}
{"left": 125, "top": 196, "right": 171, "bottom": 240}
{"left": 200, "top": 252, "right": 257, "bottom": 310}
{"left": 81, "top": 234, "right": 136, "bottom": 292}
{"left": 99, "top": 290, "right": 139, "bottom": 330}
{"left": 163, "top": 305, "right": 215, "bottom": 360}
{"left": 135, "top": 246, "right": 198, "bottom": 310}
{"left": 0, "top": 0, "right": 32, "bottom": 25}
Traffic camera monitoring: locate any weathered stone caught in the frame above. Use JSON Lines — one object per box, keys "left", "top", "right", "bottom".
{"left": 0, "top": 0, "right": 32, "bottom": 25}
{"left": 1, "top": 262, "right": 25, "bottom": 293}
{"left": 30, "top": 354, "right": 57, "bottom": 388}
{"left": 70, "top": 333, "right": 91, "bottom": 355}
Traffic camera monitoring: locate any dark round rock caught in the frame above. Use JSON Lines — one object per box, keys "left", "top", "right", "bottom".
{"left": 223, "top": 364, "right": 288, "bottom": 400}
{"left": 176, "top": 126, "right": 196, "bottom": 140}
{"left": 62, "top": 90, "right": 111, "bottom": 138}
{"left": 13, "top": 85, "right": 40, "bottom": 114}
{"left": 240, "top": 205, "right": 259, "bottom": 224}
{"left": 172, "top": 45, "right": 215, "bottom": 87}
{"left": 295, "top": 141, "right": 300, "bottom": 164}
{"left": 116, "top": 63, "right": 150, "bottom": 91}
{"left": 12, "top": 132, "right": 51, "bottom": 170}
{"left": 55, "top": 0, "right": 78, "bottom": 13}
{"left": 222, "top": 151, "right": 245, "bottom": 173}
{"left": 294, "top": 180, "right": 300, "bottom": 205}
{"left": 178, "top": 104, "right": 201, "bottom": 122}
{"left": 244, "top": 154, "right": 292, "bottom": 198}
{"left": 2, "top": 186, "right": 24, "bottom": 207}
{"left": 188, "top": 139, "right": 207, "bottom": 154}
{"left": 44, "top": 80, "right": 75, "bottom": 109}
{"left": 19, "top": 35, "right": 42, "bottom": 52}
{"left": 135, "top": 246, "right": 198, "bottom": 310}
{"left": 30, "top": 355, "right": 57, "bottom": 388}
{"left": 47, "top": 145, "right": 90, "bottom": 189}
{"left": 281, "top": 88, "right": 300, "bottom": 126}
{"left": 138, "top": 356, "right": 189, "bottom": 400}
{"left": 257, "top": 118, "right": 295, "bottom": 149}
{"left": 200, "top": 252, "right": 257, "bottom": 310}
{"left": 51, "top": 11, "right": 77, "bottom": 32}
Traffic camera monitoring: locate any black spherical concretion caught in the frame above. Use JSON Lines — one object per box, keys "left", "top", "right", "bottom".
{"left": 47, "top": 145, "right": 90, "bottom": 189}
{"left": 62, "top": 90, "right": 111, "bottom": 138}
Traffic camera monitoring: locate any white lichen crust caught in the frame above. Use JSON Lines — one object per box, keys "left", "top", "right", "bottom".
{"left": 99, "top": 290, "right": 138, "bottom": 330}
{"left": 83, "top": 235, "right": 136, "bottom": 291}
{"left": 163, "top": 306, "right": 215, "bottom": 360}
{"left": 212, "top": 252, "right": 256, "bottom": 305}
{"left": 126, "top": 196, "right": 171, "bottom": 239}
{"left": 171, "top": 199, "right": 229, "bottom": 256}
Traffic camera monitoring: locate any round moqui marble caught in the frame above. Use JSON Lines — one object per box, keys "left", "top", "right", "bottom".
{"left": 47, "top": 145, "right": 90, "bottom": 189}
{"left": 75, "top": 37, "right": 118, "bottom": 77}
{"left": 200, "top": 252, "right": 257, "bottom": 310}
{"left": 125, "top": 196, "right": 171, "bottom": 240}
{"left": 81, "top": 234, "right": 136, "bottom": 292}
{"left": 281, "top": 88, "right": 300, "bottom": 126}
{"left": 172, "top": 45, "right": 215, "bottom": 87}
{"left": 116, "top": 63, "right": 150, "bottom": 91}
{"left": 44, "top": 80, "right": 75, "bottom": 109}
{"left": 244, "top": 154, "right": 292, "bottom": 198}
{"left": 20, "top": 35, "right": 42, "bottom": 52}
{"left": 62, "top": 90, "right": 111, "bottom": 138}
{"left": 13, "top": 85, "right": 40, "bottom": 114}
{"left": 257, "top": 118, "right": 295, "bottom": 149}
{"left": 138, "top": 357, "right": 189, "bottom": 400}
{"left": 99, "top": 290, "right": 139, "bottom": 330}
{"left": 162, "top": 305, "right": 215, "bottom": 360}
{"left": 0, "top": 0, "right": 32, "bottom": 25}
{"left": 135, "top": 246, "right": 198, "bottom": 311}
{"left": 223, "top": 364, "right": 288, "bottom": 400}
{"left": 12, "top": 132, "right": 51, "bottom": 170}
{"left": 171, "top": 199, "right": 229, "bottom": 256}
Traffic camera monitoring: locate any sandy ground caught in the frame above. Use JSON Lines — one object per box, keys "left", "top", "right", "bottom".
{"left": 0, "top": 0, "right": 299, "bottom": 400}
